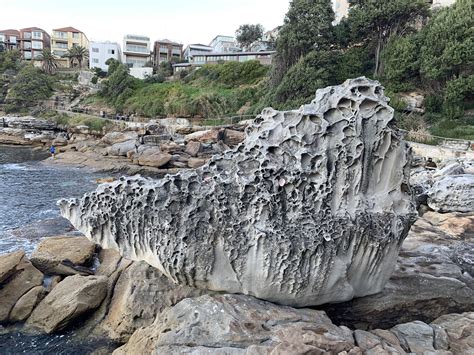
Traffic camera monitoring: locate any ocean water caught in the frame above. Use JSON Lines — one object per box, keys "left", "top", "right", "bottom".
{"left": 0, "top": 145, "right": 116, "bottom": 354}
{"left": 0, "top": 145, "right": 105, "bottom": 254}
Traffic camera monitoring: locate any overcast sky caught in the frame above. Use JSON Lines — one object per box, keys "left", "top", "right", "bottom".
{"left": 1, "top": 0, "right": 290, "bottom": 46}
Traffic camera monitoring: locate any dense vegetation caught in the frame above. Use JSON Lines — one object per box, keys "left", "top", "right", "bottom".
{"left": 0, "top": 0, "right": 471, "bottom": 139}
{"left": 95, "top": 59, "right": 269, "bottom": 118}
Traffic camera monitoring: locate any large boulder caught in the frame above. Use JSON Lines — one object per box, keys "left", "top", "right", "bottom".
{"left": 96, "top": 260, "right": 204, "bottom": 342}
{"left": 27, "top": 275, "right": 108, "bottom": 333}
{"left": 428, "top": 174, "right": 474, "bottom": 213}
{"left": 9, "top": 286, "right": 46, "bottom": 322}
{"left": 322, "top": 212, "right": 474, "bottom": 329}
{"left": 30, "top": 236, "right": 96, "bottom": 276}
{"left": 108, "top": 140, "right": 137, "bottom": 157}
{"left": 60, "top": 78, "right": 416, "bottom": 307}
{"left": 114, "top": 294, "right": 356, "bottom": 355}
{"left": 0, "top": 251, "right": 44, "bottom": 323}
{"left": 101, "top": 131, "right": 138, "bottom": 146}
{"left": 137, "top": 148, "right": 172, "bottom": 168}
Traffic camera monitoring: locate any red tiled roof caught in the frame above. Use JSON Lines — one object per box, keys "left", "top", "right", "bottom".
{"left": 0, "top": 29, "right": 20, "bottom": 36}
{"left": 53, "top": 26, "right": 83, "bottom": 33}
{"left": 20, "top": 27, "right": 48, "bottom": 33}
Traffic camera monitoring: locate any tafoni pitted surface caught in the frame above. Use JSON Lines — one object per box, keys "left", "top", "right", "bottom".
{"left": 60, "top": 77, "right": 416, "bottom": 306}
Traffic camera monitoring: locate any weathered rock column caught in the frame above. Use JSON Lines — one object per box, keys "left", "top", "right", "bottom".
{"left": 60, "top": 77, "right": 416, "bottom": 307}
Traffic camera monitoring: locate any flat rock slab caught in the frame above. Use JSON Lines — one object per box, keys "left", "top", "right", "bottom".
{"left": 114, "top": 294, "right": 355, "bottom": 355}
{"left": 30, "top": 236, "right": 96, "bottom": 276}
{"left": 27, "top": 275, "right": 108, "bottom": 333}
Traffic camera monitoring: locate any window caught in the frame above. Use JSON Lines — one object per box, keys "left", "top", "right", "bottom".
{"left": 92, "top": 58, "right": 99, "bottom": 63}
{"left": 0, "top": 35, "right": 4, "bottom": 42}
{"left": 24, "top": 51, "right": 32, "bottom": 59}
{"left": 72, "top": 33, "right": 79, "bottom": 39}
{"left": 32, "top": 31, "right": 42, "bottom": 39}
{"left": 32, "top": 41, "right": 43, "bottom": 49}
{"left": 126, "top": 44, "right": 148, "bottom": 53}
{"left": 23, "top": 32, "right": 32, "bottom": 39}
{"left": 23, "top": 42, "right": 32, "bottom": 49}
{"left": 10, "top": 36, "right": 17, "bottom": 44}
{"left": 55, "top": 42, "right": 68, "bottom": 49}
{"left": 54, "top": 31, "right": 67, "bottom": 38}
{"left": 92, "top": 47, "right": 99, "bottom": 53}
{"left": 107, "top": 49, "right": 115, "bottom": 54}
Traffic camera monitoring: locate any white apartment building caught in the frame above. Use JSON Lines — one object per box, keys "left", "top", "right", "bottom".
{"left": 122, "top": 34, "right": 151, "bottom": 68}
{"left": 89, "top": 41, "right": 122, "bottom": 71}
{"left": 209, "top": 35, "right": 240, "bottom": 53}
{"left": 183, "top": 43, "right": 213, "bottom": 62}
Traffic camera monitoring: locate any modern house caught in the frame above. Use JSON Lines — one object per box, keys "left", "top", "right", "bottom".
{"left": 173, "top": 51, "right": 275, "bottom": 74}
{"left": 0, "top": 29, "right": 20, "bottom": 51}
{"left": 51, "top": 26, "right": 89, "bottom": 68}
{"left": 429, "top": 0, "right": 456, "bottom": 7}
{"left": 89, "top": 41, "right": 122, "bottom": 72}
{"left": 153, "top": 39, "right": 183, "bottom": 66}
{"left": 122, "top": 34, "right": 151, "bottom": 68}
{"left": 183, "top": 43, "right": 213, "bottom": 62}
{"left": 18, "top": 27, "right": 51, "bottom": 61}
{"left": 209, "top": 35, "right": 241, "bottom": 53}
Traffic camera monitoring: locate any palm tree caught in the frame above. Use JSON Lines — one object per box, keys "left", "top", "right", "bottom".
{"left": 73, "top": 46, "right": 89, "bottom": 69}
{"left": 63, "top": 46, "right": 89, "bottom": 69}
{"left": 38, "top": 49, "right": 58, "bottom": 74}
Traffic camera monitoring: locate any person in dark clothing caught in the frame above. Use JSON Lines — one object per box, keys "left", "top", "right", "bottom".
{"left": 50, "top": 145, "right": 56, "bottom": 158}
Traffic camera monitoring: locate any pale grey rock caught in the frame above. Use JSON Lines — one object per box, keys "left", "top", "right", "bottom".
{"left": 433, "top": 162, "right": 465, "bottom": 178}
{"left": 108, "top": 140, "right": 137, "bottom": 157}
{"left": 101, "top": 131, "right": 138, "bottom": 146}
{"left": 321, "top": 213, "right": 474, "bottom": 329}
{"left": 428, "top": 175, "right": 474, "bottom": 213}
{"left": 391, "top": 321, "right": 436, "bottom": 353}
{"left": 114, "top": 294, "right": 355, "bottom": 355}
{"left": 60, "top": 77, "right": 416, "bottom": 307}
{"left": 2, "top": 116, "right": 57, "bottom": 130}
{"left": 431, "top": 312, "right": 474, "bottom": 354}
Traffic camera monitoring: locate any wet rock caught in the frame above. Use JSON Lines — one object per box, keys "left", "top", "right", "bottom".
{"left": 9, "top": 286, "right": 46, "bottom": 322}
{"left": 27, "top": 275, "right": 108, "bottom": 333}
{"left": 96, "top": 261, "right": 204, "bottom": 342}
{"left": 30, "top": 236, "right": 96, "bottom": 276}
{"left": 0, "top": 251, "right": 44, "bottom": 323}
{"left": 2, "top": 116, "right": 57, "bottom": 131}
{"left": 115, "top": 294, "right": 355, "bottom": 354}
{"left": 60, "top": 78, "right": 416, "bottom": 307}
{"left": 428, "top": 175, "right": 474, "bottom": 213}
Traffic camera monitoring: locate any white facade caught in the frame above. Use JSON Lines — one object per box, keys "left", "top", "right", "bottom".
{"left": 431, "top": 0, "right": 456, "bottom": 8}
{"left": 209, "top": 35, "right": 240, "bottom": 53}
{"left": 123, "top": 34, "right": 151, "bottom": 68}
{"left": 89, "top": 41, "right": 122, "bottom": 71}
{"left": 129, "top": 67, "right": 153, "bottom": 79}
{"left": 183, "top": 44, "right": 213, "bottom": 61}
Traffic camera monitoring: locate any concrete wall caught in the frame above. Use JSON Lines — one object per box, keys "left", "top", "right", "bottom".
{"left": 129, "top": 67, "right": 153, "bottom": 79}
{"left": 89, "top": 41, "right": 122, "bottom": 72}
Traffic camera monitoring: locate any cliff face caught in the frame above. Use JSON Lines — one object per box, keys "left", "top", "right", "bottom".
{"left": 60, "top": 77, "right": 416, "bottom": 307}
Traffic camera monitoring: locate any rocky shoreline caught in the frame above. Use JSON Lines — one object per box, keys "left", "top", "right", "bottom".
{"left": 1, "top": 78, "right": 473, "bottom": 354}
{"left": 0, "top": 207, "right": 472, "bottom": 354}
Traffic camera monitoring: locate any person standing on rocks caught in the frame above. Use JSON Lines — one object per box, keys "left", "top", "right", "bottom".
{"left": 49, "top": 145, "right": 56, "bottom": 159}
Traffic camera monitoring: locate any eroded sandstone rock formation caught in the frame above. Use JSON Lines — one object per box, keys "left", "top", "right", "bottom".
{"left": 60, "top": 77, "right": 416, "bottom": 306}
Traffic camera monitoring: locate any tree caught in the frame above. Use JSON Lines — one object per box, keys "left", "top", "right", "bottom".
{"left": 0, "top": 50, "right": 21, "bottom": 73}
{"left": 6, "top": 65, "right": 53, "bottom": 108}
{"left": 63, "top": 46, "right": 89, "bottom": 68}
{"left": 236, "top": 24, "right": 264, "bottom": 49}
{"left": 105, "top": 58, "right": 120, "bottom": 75}
{"left": 271, "top": 0, "right": 335, "bottom": 85}
{"left": 420, "top": 0, "right": 473, "bottom": 83}
{"left": 347, "top": 0, "right": 429, "bottom": 77}
{"left": 100, "top": 63, "right": 138, "bottom": 110}
{"left": 38, "top": 49, "right": 58, "bottom": 75}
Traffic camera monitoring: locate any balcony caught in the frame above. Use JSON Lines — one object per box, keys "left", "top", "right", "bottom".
{"left": 125, "top": 45, "right": 149, "bottom": 55}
